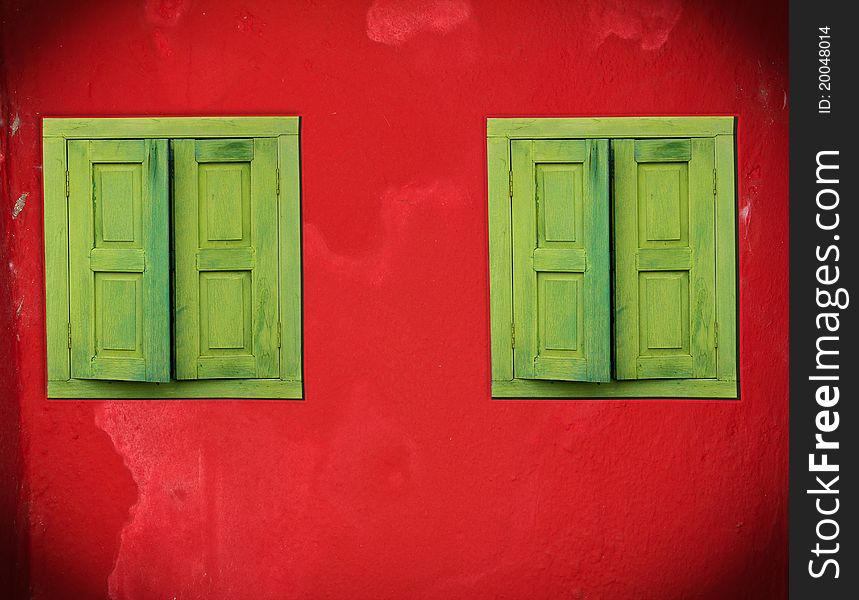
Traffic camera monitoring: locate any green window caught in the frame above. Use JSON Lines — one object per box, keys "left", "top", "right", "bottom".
{"left": 511, "top": 139, "right": 611, "bottom": 383}
{"left": 44, "top": 118, "right": 302, "bottom": 399}
{"left": 488, "top": 118, "right": 737, "bottom": 398}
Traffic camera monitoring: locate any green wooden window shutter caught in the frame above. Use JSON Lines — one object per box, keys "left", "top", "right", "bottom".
{"left": 173, "top": 138, "right": 280, "bottom": 380}
{"left": 613, "top": 138, "right": 717, "bottom": 379}
{"left": 511, "top": 139, "right": 611, "bottom": 382}
{"left": 67, "top": 139, "right": 171, "bottom": 382}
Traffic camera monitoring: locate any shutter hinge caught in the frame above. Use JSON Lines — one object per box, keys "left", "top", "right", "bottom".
{"left": 67, "top": 323, "right": 72, "bottom": 348}
{"left": 276, "top": 168, "right": 281, "bottom": 196}
{"left": 65, "top": 171, "right": 70, "bottom": 198}
{"left": 714, "top": 322, "right": 719, "bottom": 348}
{"left": 511, "top": 322, "right": 515, "bottom": 348}
{"left": 508, "top": 170, "right": 513, "bottom": 198}
{"left": 713, "top": 168, "right": 717, "bottom": 196}
{"left": 277, "top": 322, "right": 282, "bottom": 347}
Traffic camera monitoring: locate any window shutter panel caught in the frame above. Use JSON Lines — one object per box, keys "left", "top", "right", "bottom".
{"left": 67, "top": 139, "right": 171, "bottom": 382}
{"left": 511, "top": 139, "right": 610, "bottom": 382}
{"left": 173, "top": 138, "right": 280, "bottom": 380}
{"left": 613, "top": 138, "right": 717, "bottom": 379}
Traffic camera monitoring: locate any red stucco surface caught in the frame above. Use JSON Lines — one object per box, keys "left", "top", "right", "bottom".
{"left": 1, "top": 0, "right": 788, "bottom": 598}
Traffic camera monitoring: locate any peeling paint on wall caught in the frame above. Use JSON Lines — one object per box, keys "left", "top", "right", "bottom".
{"left": 740, "top": 202, "right": 752, "bottom": 251}
{"left": 588, "top": 0, "right": 682, "bottom": 50}
{"left": 144, "top": 0, "right": 189, "bottom": 27}
{"left": 94, "top": 403, "right": 185, "bottom": 600}
{"left": 366, "top": 0, "right": 471, "bottom": 45}
{"left": 11, "top": 192, "right": 27, "bottom": 219}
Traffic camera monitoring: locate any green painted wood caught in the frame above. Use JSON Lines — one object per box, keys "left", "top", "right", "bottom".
{"left": 89, "top": 248, "right": 145, "bottom": 272}
{"left": 44, "top": 116, "right": 304, "bottom": 398}
{"left": 250, "top": 138, "right": 280, "bottom": 378}
{"left": 173, "top": 138, "right": 279, "bottom": 380}
{"left": 67, "top": 139, "right": 170, "bottom": 382}
{"left": 586, "top": 140, "right": 611, "bottom": 381}
{"left": 277, "top": 134, "right": 303, "bottom": 383}
{"left": 532, "top": 248, "right": 587, "bottom": 272}
{"left": 99, "top": 277, "right": 139, "bottom": 350}
{"left": 637, "top": 247, "right": 692, "bottom": 270}
{"left": 196, "top": 139, "right": 254, "bottom": 161}
{"left": 512, "top": 139, "right": 610, "bottom": 382}
{"left": 172, "top": 139, "right": 201, "bottom": 380}
{"left": 613, "top": 137, "right": 717, "bottom": 380}
{"left": 144, "top": 140, "right": 172, "bottom": 382}
{"left": 715, "top": 134, "right": 738, "bottom": 382}
{"left": 486, "top": 119, "right": 736, "bottom": 398}
{"left": 688, "top": 138, "right": 717, "bottom": 378}
{"left": 511, "top": 140, "right": 537, "bottom": 380}
{"left": 205, "top": 273, "right": 248, "bottom": 349}
{"left": 487, "top": 136, "right": 514, "bottom": 383}
{"left": 491, "top": 378, "right": 738, "bottom": 399}
{"left": 49, "top": 378, "right": 303, "bottom": 399}
{"left": 531, "top": 139, "right": 588, "bottom": 162}
{"left": 43, "top": 117, "right": 299, "bottom": 139}
{"left": 488, "top": 117, "right": 734, "bottom": 139}
{"left": 541, "top": 278, "right": 579, "bottom": 350}
{"left": 197, "top": 356, "right": 257, "bottom": 379}
{"left": 89, "top": 140, "right": 146, "bottom": 162}
{"left": 634, "top": 139, "right": 691, "bottom": 162}
{"left": 43, "top": 136, "right": 71, "bottom": 381}
{"left": 637, "top": 355, "right": 694, "bottom": 379}
{"left": 196, "top": 248, "right": 256, "bottom": 270}
{"left": 614, "top": 139, "right": 665, "bottom": 379}
{"left": 91, "top": 357, "right": 145, "bottom": 380}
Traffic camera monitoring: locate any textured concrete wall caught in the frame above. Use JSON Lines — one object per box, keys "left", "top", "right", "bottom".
{"left": 1, "top": 0, "right": 788, "bottom": 598}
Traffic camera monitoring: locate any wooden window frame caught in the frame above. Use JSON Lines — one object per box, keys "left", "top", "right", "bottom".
{"left": 487, "top": 117, "right": 738, "bottom": 399}
{"left": 44, "top": 117, "right": 303, "bottom": 399}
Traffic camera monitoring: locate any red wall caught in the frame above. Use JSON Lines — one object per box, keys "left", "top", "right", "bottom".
{"left": 1, "top": 0, "right": 789, "bottom": 598}
{"left": 1, "top": 24, "right": 28, "bottom": 595}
